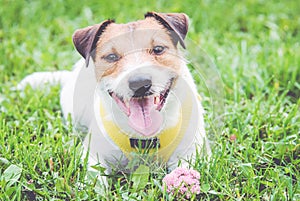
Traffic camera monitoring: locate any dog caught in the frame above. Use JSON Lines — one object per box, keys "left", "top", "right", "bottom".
{"left": 18, "top": 12, "right": 211, "bottom": 178}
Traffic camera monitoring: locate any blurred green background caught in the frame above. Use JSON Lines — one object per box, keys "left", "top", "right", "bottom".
{"left": 0, "top": 0, "right": 299, "bottom": 200}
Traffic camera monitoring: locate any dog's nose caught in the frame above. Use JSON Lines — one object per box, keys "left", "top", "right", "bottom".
{"left": 128, "top": 74, "right": 152, "bottom": 97}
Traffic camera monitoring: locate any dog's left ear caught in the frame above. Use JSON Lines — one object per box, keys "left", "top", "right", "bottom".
{"left": 73, "top": 20, "right": 114, "bottom": 67}
{"left": 145, "top": 12, "right": 189, "bottom": 49}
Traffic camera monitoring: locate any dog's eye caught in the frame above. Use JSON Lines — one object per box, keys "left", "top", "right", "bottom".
{"left": 103, "top": 53, "right": 120, "bottom": 63}
{"left": 152, "top": 46, "right": 165, "bottom": 55}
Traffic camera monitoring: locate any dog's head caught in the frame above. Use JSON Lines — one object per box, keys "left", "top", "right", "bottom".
{"left": 73, "top": 12, "right": 189, "bottom": 137}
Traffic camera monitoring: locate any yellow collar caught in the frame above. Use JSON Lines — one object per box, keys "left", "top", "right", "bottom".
{"left": 98, "top": 92, "right": 192, "bottom": 162}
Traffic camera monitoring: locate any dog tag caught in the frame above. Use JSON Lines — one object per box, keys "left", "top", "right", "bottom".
{"left": 129, "top": 138, "right": 160, "bottom": 149}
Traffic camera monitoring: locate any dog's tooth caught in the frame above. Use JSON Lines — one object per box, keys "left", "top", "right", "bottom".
{"left": 125, "top": 99, "right": 129, "bottom": 108}
{"left": 154, "top": 96, "right": 159, "bottom": 105}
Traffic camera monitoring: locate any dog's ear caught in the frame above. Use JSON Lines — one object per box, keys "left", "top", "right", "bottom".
{"left": 145, "top": 12, "right": 189, "bottom": 49}
{"left": 72, "top": 20, "right": 114, "bottom": 67}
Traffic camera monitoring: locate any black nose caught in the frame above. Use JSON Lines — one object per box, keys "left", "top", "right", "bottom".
{"left": 128, "top": 74, "right": 152, "bottom": 97}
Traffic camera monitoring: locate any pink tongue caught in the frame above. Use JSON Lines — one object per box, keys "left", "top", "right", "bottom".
{"left": 128, "top": 97, "right": 163, "bottom": 136}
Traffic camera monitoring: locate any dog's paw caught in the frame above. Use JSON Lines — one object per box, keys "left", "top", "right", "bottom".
{"left": 85, "top": 169, "right": 108, "bottom": 194}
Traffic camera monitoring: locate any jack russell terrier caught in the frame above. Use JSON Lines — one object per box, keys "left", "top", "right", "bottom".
{"left": 18, "top": 12, "right": 211, "bottom": 176}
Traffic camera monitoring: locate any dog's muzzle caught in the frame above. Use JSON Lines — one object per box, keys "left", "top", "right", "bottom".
{"left": 109, "top": 74, "right": 174, "bottom": 137}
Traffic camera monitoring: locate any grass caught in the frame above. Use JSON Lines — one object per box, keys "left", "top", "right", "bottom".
{"left": 0, "top": 0, "right": 299, "bottom": 200}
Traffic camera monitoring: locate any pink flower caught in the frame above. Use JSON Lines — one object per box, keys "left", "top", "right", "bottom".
{"left": 162, "top": 167, "right": 201, "bottom": 198}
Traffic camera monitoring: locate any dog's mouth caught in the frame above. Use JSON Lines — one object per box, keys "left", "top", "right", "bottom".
{"left": 109, "top": 81, "right": 173, "bottom": 137}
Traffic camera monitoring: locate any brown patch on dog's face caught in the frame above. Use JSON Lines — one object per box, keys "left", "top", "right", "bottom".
{"left": 93, "top": 17, "right": 183, "bottom": 80}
